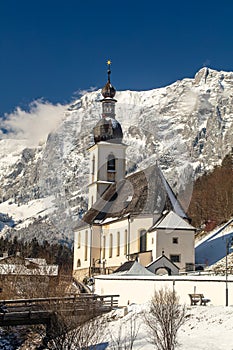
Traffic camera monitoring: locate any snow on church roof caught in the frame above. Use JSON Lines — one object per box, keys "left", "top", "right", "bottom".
{"left": 150, "top": 210, "right": 195, "bottom": 231}
{"left": 112, "top": 260, "right": 155, "bottom": 276}
{"left": 157, "top": 166, "right": 187, "bottom": 219}
{"left": 82, "top": 164, "right": 189, "bottom": 225}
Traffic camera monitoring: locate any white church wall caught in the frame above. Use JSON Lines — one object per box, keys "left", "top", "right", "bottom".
{"left": 155, "top": 228, "right": 195, "bottom": 271}
{"left": 91, "top": 225, "right": 101, "bottom": 263}
{"left": 73, "top": 225, "right": 102, "bottom": 271}
{"left": 102, "top": 220, "right": 128, "bottom": 268}
{"left": 88, "top": 144, "right": 98, "bottom": 184}
{"left": 73, "top": 226, "right": 92, "bottom": 271}
{"left": 94, "top": 275, "right": 233, "bottom": 307}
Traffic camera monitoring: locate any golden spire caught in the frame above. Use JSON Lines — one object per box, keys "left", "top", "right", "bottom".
{"left": 107, "top": 59, "right": 111, "bottom": 82}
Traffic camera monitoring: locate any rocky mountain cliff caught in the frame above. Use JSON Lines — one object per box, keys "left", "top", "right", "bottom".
{"left": 0, "top": 67, "right": 232, "bottom": 244}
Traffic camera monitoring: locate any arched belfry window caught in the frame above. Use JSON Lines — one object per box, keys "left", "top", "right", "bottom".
{"left": 107, "top": 154, "right": 115, "bottom": 171}
{"left": 107, "top": 154, "right": 116, "bottom": 181}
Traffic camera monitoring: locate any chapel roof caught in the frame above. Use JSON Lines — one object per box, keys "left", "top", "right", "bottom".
{"left": 150, "top": 210, "right": 195, "bottom": 231}
{"left": 113, "top": 260, "right": 155, "bottom": 276}
{"left": 146, "top": 254, "right": 180, "bottom": 270}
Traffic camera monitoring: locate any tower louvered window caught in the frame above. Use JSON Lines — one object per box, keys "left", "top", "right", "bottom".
{"left": 107, "top": 154, "right": 116, "bottom": 181}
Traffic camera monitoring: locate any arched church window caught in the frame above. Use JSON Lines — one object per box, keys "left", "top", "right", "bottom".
{"left": 117, "top": 232, "right": 120, "bottom": 256}
{"left": 77, "top": 232, "right": 81, "bottom": 249}
{"left": 139, "top": 229, "right": 147, "bottom": 253}
{"left": 84, "top": 230, "right": 88, "bottom": 261}
{"left": 77, "top": 259, "right": 81, "bottom": 267}
{"left": 124, "top": 229, "right": 128, "bottom": 255}
{"left": 102, "top": 236, "right": 106, "bottom": 260}
{"left": 107, "top": 154, "right": 116, "bottom": 181}
{"left": 109, "top": 234, "right": 113, "bottom": 258}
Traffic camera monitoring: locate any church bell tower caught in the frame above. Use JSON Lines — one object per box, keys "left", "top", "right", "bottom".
{"left": 88, "top": 61, "right": 126, "bottom": 208}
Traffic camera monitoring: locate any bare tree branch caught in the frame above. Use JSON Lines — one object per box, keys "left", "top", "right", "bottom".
{"left": 144, "top": 288, "right": 187, "bottom": 350}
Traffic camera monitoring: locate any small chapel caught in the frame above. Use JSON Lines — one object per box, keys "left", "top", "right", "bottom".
{"left": 73, "top": 62, "right": 195, "bottom": 280}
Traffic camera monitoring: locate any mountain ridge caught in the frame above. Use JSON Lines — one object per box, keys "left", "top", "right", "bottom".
{"left": 0, "top": 67, "right": 232, "bottom": 243}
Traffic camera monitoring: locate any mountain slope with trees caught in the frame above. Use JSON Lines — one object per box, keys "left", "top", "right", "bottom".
{"left": 187, "top": 151, "right": 233, "bottom": 230}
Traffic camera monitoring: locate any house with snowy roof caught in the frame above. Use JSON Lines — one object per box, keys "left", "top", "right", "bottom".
{"left": 0, "top": 253, "right": 58, "bottom": 277}
{"left": 73, "top": 62, "right": 195, "bottom": 280}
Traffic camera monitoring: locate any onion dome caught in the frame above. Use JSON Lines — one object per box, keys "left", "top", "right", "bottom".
{"left": 93, "top": 117, "right": 123, "bottom": 143}
{"left": 101, "top": 81, "right": 116, "bottom": 98}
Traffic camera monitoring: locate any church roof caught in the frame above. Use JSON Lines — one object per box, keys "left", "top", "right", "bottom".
{"left": 82, "top": 164, "right": 189, "bottom": 225}
{"left": 150, "top": 210, "right": 195, "bottom": 231}
{"left": 113, "top": 260, "right": 155, "bottom": 276}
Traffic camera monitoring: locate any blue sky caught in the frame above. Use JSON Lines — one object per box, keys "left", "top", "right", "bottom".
{"left": 1, "top": 0, "right": 233, "bottom": 116}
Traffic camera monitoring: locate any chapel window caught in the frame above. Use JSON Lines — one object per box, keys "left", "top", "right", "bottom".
{"left": 139, "top": 229, "right": 147, "bottom": 253}
{"left": 170, "top": 254, "right": 181, "bottom": 263}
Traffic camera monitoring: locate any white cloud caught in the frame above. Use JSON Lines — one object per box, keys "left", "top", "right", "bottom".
{"left": 72, "top": 86, "right": 97, "bottom": 98}
{"left": 1, "top": 100, "right": 68, "bottom": 147}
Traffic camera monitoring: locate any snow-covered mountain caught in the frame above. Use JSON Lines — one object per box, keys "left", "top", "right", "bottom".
{"left": 0, "top": 67, "right": 232, "bottom": 244}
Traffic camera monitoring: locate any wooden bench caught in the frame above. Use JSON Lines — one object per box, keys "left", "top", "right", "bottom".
{"left": 189, "top": 294, "right": 210, "bottom": 306}
{"left": 189, "top": 294, "right": 201, "bottom": 305}
{"left": 199, "top": 294, "right": 211, "bottom": 306}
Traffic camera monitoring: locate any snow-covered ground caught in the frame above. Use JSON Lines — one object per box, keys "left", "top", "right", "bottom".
{"left": 106, "top": 303, "right": 233, "bottom": 350}
{"left": 1, "top": 303, "right": 233, "bottom": 349}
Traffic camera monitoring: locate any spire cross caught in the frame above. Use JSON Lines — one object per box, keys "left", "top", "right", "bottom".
{"left": 107, "top": 59, "right": 111, "bottom": 82}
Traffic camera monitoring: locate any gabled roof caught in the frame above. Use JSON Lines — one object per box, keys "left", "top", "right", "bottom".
{"left": 150, "top": 210, "right": 195, "bottom": 231}
{"left": 146, "top": 254, "right": 180, "bottom": 270}
{"left": 113, "top": 261, "right": 135, "bottom": 273}
{"left": 82, "top": 164, "right": 188, "bottom": 225}
{"left": 113, "top": 260, "right": 155, "bottom": 276}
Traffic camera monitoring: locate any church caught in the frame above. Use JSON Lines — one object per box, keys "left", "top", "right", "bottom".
{"left": 73, "top": 62, "right": 195, "bottom": 280}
